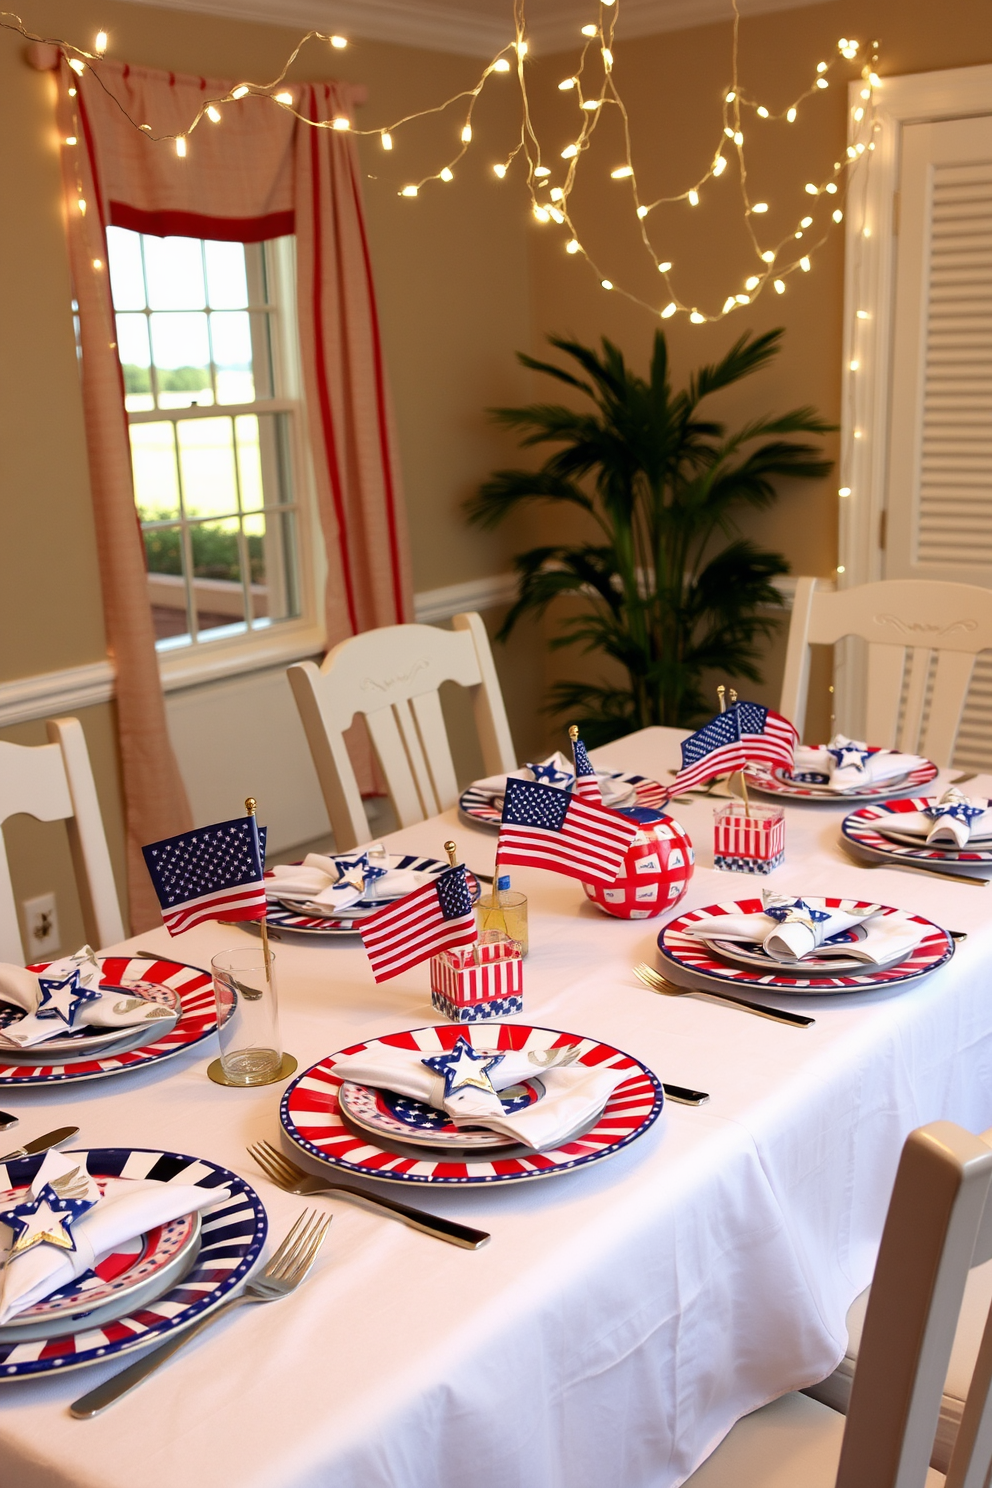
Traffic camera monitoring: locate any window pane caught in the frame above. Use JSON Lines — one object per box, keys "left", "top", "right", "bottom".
{"left": 190, "top": 518, "right": 246, "bottom": 638}
{"left": 144, "top": 525, "right": 191, "bottom": 643}
{"left": 243, "top": 510, "right": 300, "bottom": 623}
{"left": 211, "top": 312, "right": 255, "bottom": 405}
{"left": 130, "top": 422, "right": 180, "bottom": 521}
{"left": 176, "top": 417, "right": 239, "bottom": 519}
{"left": 142, "top": 235, "right": 205, "bottom": 310}
{"left": 204, "top": 241, "right": 249, "bottom": 309}
{"left": 234, "top": 415, "right": 263, "bottom": 510}
{"left": 149, "top": 313, "right": 213, "bottom": 408}
{"left": 116, "top": 314, "right": 154, "bottom": 412}
{"left": 107, "top": 228, "right": 146, "bottom": 310}
{"left": 237, "top": 411, "right": 293, "bottom": 511}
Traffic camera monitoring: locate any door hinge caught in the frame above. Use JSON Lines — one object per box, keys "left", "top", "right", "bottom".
{"left": 879, "top": 509, "right": 888, "bottom": 550}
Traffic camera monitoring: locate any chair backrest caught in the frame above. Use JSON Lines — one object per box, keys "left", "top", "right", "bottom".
{"left": 288, "top": 611, "right": 516, "bottom": 851}
{"left": 0, "top": 717, "right": 125, "bottom": 964}
{"left": 780, "top": 578, "right": 992, "bottom": 762}
{"left": 835, "top": 1122, "right": 992, "bottom": 1488}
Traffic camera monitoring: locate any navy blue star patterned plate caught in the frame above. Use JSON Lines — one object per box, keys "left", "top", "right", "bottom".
{"left": 338, "top": 1076, "right": 544, "bottom": 1150}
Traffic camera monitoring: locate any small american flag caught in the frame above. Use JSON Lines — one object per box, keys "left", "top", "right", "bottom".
{"left": 142, "top": 816, "right": 267, "bottom": 935}
{"left": 360, "top": 865, "right": 477, "bottom": 983}
{"left": 671, "top": 702, "right": 797, "bottom": 793}
{"left": 571, "top": 735, "right": 602, "bottom": 802}
{"left": 498, "top": 777, "right": 637, "bottom": 885}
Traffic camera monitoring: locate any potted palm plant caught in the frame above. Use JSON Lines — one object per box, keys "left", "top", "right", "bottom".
{"left": 467, "top": 328, "right": 833, "bottom": 745}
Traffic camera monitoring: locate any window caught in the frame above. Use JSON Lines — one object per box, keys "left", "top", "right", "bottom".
{"left": 106, "top": 229, "right": 312, "bottom": 656}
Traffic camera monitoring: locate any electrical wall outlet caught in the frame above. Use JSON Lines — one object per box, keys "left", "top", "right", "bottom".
{"left": 23, "top": 893, "right": 60, "bottom": 960}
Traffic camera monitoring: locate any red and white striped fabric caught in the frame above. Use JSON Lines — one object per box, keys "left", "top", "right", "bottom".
{"left": 498, "top": 779, "right": 638, "bottom": 885}
{"left": 714, "top": 809, "right": 786, "bottom": 863}
{"left": 359, "top": 867, "right": 477, "bottom": 983}
{"left": 430, "top": 940, "right": 523, "bottom": 1008}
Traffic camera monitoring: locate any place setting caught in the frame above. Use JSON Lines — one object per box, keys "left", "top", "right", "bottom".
{"left": 841, "top": 785, "right": 992, "bottom": 882}
{"left": 744, "top": 732, "right": 938, "bottom": 803}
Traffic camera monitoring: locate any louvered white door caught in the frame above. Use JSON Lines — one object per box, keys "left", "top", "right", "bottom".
{"left": 881, "top": 115, "right": 992, "bottom": 767}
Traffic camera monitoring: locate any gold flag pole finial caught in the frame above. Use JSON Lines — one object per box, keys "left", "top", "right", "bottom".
{"left": 716, "top": 686, "right": 726, "bottom": 714}
{"left": 568, "top": 724, "right": 580, "bottom": 742}
{"left": 245, "top": 797, "right": 272, "bottom": 981}
{"left": 444, "top": 840, "right": 458, "bottom": 868}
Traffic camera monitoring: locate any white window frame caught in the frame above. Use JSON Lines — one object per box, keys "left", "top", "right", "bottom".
{"left": 113, "top": 232, "right": 325, "bottom": 692}
{"left": 834, "top": 62, "right": 992, "bottom": 731}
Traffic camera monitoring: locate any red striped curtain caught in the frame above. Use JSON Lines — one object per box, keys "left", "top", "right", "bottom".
{"left": 54, "top": 58, "right": 412, "bottom": 929}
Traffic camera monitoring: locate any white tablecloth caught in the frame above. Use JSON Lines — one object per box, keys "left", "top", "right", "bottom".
{"left": 2, "top": 728, "right": 992, "bottom": 1488}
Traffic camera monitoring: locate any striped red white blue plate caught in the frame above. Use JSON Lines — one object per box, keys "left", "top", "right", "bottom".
{"left": 658, "top": 897, "right": 954, "bottom": 994}
{"left": 458, "top": 772, "right": 669, "bottom": 831}
{"left": 264, "top": 855, "right": 480, "bottom": 938}
{"left": 281, "top": 1023, "right": 664, "bottom": 1185}
{"left": 0, "top": 1148, "right": 265, "bottom": 1379}
{"left": 745, "top": 754, "right": 939, "bottom": 802}
{"left": 0, "top": 956, "right": 216, "bottom": 1087}
{"left": 842, "top": 797, "right": 992, "bottom": 877}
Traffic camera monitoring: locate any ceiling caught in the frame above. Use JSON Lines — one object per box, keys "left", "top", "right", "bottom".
{"left": 115, "top": 0, "right": 828, "bottom": 57}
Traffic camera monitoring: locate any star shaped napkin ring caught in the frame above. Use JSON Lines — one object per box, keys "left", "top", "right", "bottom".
{"left": 334, "top": 853, "right": 388, "bottom": 895}
{"left": 827, "top": 743, "right": 870, "bottom": 770}
{"left": 422, "top": 1035, "right": 505, "bottom": 1100}
{"left": 35, "top": 969, "right": 101, "bottom": 1028}
{"left": 764, "top": 898, "right": 831, "bottom": 933}
{"left": 2, "top": 1181, "right": 96, "bottom": 1257}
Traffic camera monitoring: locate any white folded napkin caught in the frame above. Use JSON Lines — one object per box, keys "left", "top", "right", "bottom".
{"left": 266, "top": 850, "right": 427, "bottom": 911}
{"left": 0, "top": 1148, "right": 229, "bottom": 1324}
{"left": 0, "top": 946, "right": 178, "bottom": 1050}
{"left": 472, "top": 754, "right": 635, "bottom": 810}
{"left": 792, "top": 735, "right": 927, "bottom": 793}
{"left": 333, "top": 1039, "right": 630, "bottom": 1150}
{"left": 875, "top": 788, "right": 992, "bottom": 850}
{"left": 683, "top": 892, "right": 924, "bottom": 965}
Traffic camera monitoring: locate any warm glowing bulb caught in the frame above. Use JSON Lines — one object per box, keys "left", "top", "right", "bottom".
{"left": 558, "top": 77, "right": 577, "bottom": 90}
{"left": 402, "top": 185, "right": 418, "bottom": 196}
{"left": 857, "top": 310, "right": 870, "bottom": 319}
{"left": 64, "top": 135, "right": 77, "bottom": 146}
{"left": 566, "top": 239, "right": 580, "bottom": 253}
{"left": 548, "top": 207, "right": 564, "bottom": 223}
{"left": 602, "top": 47, "right": 613, "bottom": 68}
{"left": 611, "top": 165, "right": 633, "bottom": 179}
{"left": 734, "top": 131, "right": 743, "bottom": 145}
{"left": 752, "top": 202, "right": 768, "bottom": 213}
{"left": 274, "top": 91, "right": 293, "bottom": 104}
{"left": 92, "top": 257, "right": 102, "bottom": 269}
{"left": 68, "top": 87, "right": 76, "bottom": 96}
{"left": 736, "top": 293, "right": 750, "bottom": 304}
{"left": 690, "top": 311, "right": 705, "bottom": 324}
{"left": 869, "top": 72, "right": 880, "bottom": 86}
{"left": 725, "top": 91, "right": 736, "bottom": 103}
{"left": 534, "top": 166, "right": 550, "bottom": 177}
{"left": 492, "top": 58, "right": 511, "bottom": 72}
{"left": 849, "top": 359, "right": 860, "bottom": 371}
{"left": 800, "top": 256, "right": 811, "bottom": 271}
{"left": 816, "top": 77, "right": 828, "bottom": 89}
{"left": 774, "top": 279, "right": 785, "bottom": 293}
{"left": 805, "top": 183, "right": 819, "bottom": 195}
{"left": 232, "top": 86, "right": 250, "bottom": 99}
{"left": 561, "top": 144, "right": 578, "bottom": 159}
{"left": 550, "top": 186, "right": 564, "bottom": 200}
{"left": 847, "top": 146, "right": 857, "bottom": 158}
{"left": 855, "top": 141, "right": 866, "bottom": 154}
{"left": 533, "top": 205, "right": 550, "bottom": 222}
{"left": 761, "top": 251, "right": 775, "bottom": 262}
{"left": 637, "top": 205, "right": 648, "bottom": 218}
{"left": 839, "top": 486, "right": 852, "bottom": 497}
{"left": 836, "top": 565, "right": 846, "bottom": 574}
{"left": 854, "top": 429, "right": 863, "bottom": 438}
{"left": 140, "top": 123, "right": 151, "bottom": 130}
{"left": 77, "top": 197, "right": 87, "bottom": 214}
{"left": 853, "top": 106, "right": 864, "bottom": 121}
{"left": 332, "top": 116, "right": 350, "bottom": 131}
{"left": 833, "top": 209, "right": 844, "bottom": 223}
{"left": 723, "top": 296, "right": 737, "bottom": 313}
{"left": 517, "top": 40, "right": 528, "bottom": 56}
{"left": 206, "top": 105, "right": 222, "bottom": 122}
{"left": 440, "top": 167, "right": 453, "bottom": 181}
{"left": 94, "top": 30, "right": 107, "bottom": 53}
{"left": 659, "top": 261, "right": 672, "bottom": 272}
{"left": 713, "top": 156, "right": 727, "bottom": 177}
{"left": 582, "top": 99, "right": 602, "bottom": 110}
{"left": 493, "top": 163, "right": 507, "bottom": 178}
{"left": 330, "top": 35, "right": 347, "bottom": 48}
{"left": 817, "top": 61, "right": 828, "bottom": 72}
{"left": 795, "top": 231, "right": 804, "bottom": 239}
{"left": 745, "top": 275, "right": 759, "bottom": 290}
{"left": 601, "top": 279, "right": 613, "bottom": 290}
{"left": 461, "top": 124, "right": 473, "bottom": 143}
{"left": 825, "top": 182, "right": 838, "bottom": 193}
{"left": 581, "top": 24, "right": 598, "bottom": 36}
{"left": 381, "top": 132, "right": 393, "bottom": 150}
{"left": 661, "top": 302, "right": 677, "bottom": 318}
{"left": 757, "top": 106, "right": 769, "bottom": 118}
{"left": 175, "top": 136, "right": 187, "bottom": 157}
{"left": 688, "top": 189, "right": 699, "bottom": 206}
{"left": 69, "top": 58, "right": 85, "bottom": 75}
{"left": 860, "top": 87, "right": 871, "bottom": 100}
{"left": 801, "top": 215, "right": 813, "bottom": 228}
{"left": 786, "top": 107, "right": 797, "bottom": 123}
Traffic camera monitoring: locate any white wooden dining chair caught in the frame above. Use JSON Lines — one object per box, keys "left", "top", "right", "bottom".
{"left": 288, "top": 611, "right": 516, "bottom": 851}
{"left": 805, "top": 1125, "right": 992, "bottom": 1473}
{"left": 683, "top": 1122, "right": 992, "bottom": 1488}
{"left": 0, "top": 717, "right": 125, "bottom": 965}
{"left": 780, "top": 578, "right": 992, "bottom": 762}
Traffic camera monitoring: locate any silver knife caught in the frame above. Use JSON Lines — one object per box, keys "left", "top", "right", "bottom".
{"left": 0, "top": 1112, "right": 17, "bottom": 1132}
{"left": 0, "top": 1126, "right": 79, "bottom": 1164}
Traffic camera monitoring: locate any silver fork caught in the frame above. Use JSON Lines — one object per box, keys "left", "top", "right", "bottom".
{"left": 248, "top": 1139, "right": 490, "bottom": 1251}
{"left": 70, "top": 1209, "right": 331, "bottom": 1418}
{"left": 633, "top": 963, "right": 815, "bottom": 1028}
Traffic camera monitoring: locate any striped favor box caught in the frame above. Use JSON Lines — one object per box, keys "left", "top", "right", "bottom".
{"left": 713, "top": 801, "right": 785, "bottom": 874}
{"left": 430, "top": 933, "right": 523, "bottom": 1023}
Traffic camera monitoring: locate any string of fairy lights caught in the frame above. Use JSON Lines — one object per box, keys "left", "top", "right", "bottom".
{"left": 1, "top": 1, "right": 879, "bottom": 323}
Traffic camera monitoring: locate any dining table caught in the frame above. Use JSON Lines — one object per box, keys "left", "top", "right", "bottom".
{"left": 2, "top": 725, "right": 992, "bottom": 1488}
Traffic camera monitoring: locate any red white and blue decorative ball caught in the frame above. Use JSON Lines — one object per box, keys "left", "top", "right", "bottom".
{"left": 582, "top": 807, "right": 694, "bottom": 920}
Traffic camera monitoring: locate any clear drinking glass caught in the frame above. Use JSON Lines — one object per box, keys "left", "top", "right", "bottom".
{"left": 476, "top": 890, "right": 529, "bottom": 956}
{"left": 211, "top": 948, "right": 282, "bottom": 1086}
